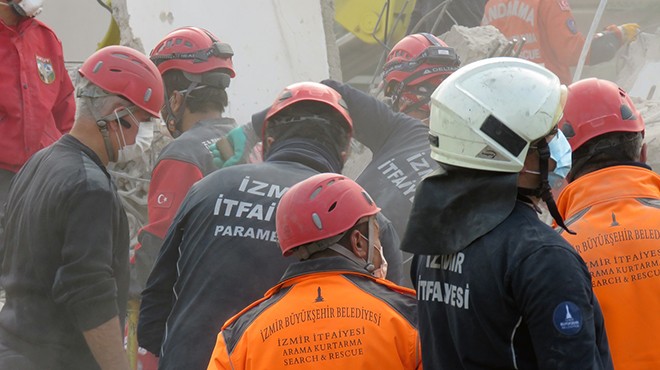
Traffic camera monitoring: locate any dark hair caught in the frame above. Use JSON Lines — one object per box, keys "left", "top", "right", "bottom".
{"left": 264, "top": 101, "right": 351, "bottom": 156}
{"left": 571, "top": 131, "right": 643, "bottom": 178}
{"left": 162, "top": 70, "right": 228, "bottom": 114}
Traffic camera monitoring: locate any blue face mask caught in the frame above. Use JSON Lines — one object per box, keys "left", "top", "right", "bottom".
{"left": 548, "top": 129, "right": 572, "bottom": 179}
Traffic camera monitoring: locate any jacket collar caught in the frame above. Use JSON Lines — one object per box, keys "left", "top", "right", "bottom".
{"left": 278, "top": 256, "right": 372, "bottom": 283}
{"left": 557, "top": 165, "right": 660, "bottom": 218}
{"left": 265, "top": 138, "right": 342, "bottom": 174}
{"left": 400, "top": 168, "right": 519, "bottom": 255}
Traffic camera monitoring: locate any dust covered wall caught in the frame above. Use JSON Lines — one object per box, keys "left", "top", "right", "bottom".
{"left": 38, "top": 0, "right": 110, "bottom": 63}
{"left": 115, "top": 0, "right": 337, "bottom": 125}
{"left": 39, "top": 0, "right": 339, "bottom": 126}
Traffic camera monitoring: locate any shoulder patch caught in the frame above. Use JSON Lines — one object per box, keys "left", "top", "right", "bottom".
{"left": 155, "top": 192, "right": 174, "bottom": 208}
{"left": 557, "top": 0, "right": 571, "bottom": 11}
{"left": 36, "top": 55, "right": 55, "bottom": 84}
{"left": 566, "top": 18, "right": 578, "bottom": 34}
{"left": 553, "top": 301, "right": 583, "bottom": 335}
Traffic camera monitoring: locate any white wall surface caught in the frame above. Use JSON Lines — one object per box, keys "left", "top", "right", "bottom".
{"left": 37, "top": 0, "right": 331, "bottom": 126}
{"left": 38, "top": 0, "right": 111, "bottom": 63}
{"left": 123, "top": 0, "right": 331, "bottom": 125}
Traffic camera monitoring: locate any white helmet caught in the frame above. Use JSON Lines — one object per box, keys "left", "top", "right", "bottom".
{"left": 429, "top": 57, "right": 565, "bottom": 173}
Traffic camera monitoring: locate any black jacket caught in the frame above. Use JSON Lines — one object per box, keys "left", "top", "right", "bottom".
{"left": 138, "top": 141, "right": 402, "bottom": 370}
{"left": 323, "top": 80, "right": 437, "bottom": 238}
{"left": 0, "top": 134, "right": 129, "bottom": 370}
{"left": 401, "top": 169, "right": 613, "bottom": 369}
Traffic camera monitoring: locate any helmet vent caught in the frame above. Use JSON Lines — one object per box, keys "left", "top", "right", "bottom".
{"left": 620, "top": 104, "right": 636, "bottom": 120}
{"left": 312, "top": 213, "right": 323, "bottom": 230}
{"left": 361, "top": 191, "right": 374, "bottom": 206}
{"left": 561, "top": 122, "right": 576, "bottom": 139}
{"left": 144, "top": 88, "right": 152, "bottom": 103}
{"left": 278, "top": 91, "right": 293, "bottom": 102}
{"left": 310, "top": 187, "right": 322, "bottom": 200}
{"left": 92, "top": 61, "right": 103, "bottom": 73}
{"left": 328, "top": 202, "right": 337, "bottom": 212}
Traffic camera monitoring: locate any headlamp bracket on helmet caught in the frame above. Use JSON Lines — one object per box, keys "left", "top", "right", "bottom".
{"left": 383, "top": 47, "right": 460, "bottom": 76}
{"left": 150, "top": 41, "right": 234, "bottom": 66}
{"left": 182, "top": 70, "right": 231, "bottom": 89}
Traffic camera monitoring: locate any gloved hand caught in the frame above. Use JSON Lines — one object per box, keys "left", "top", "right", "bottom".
{"left": 620, "top": 23, "right": 640, "bottom": 42}
{"left": 211, "top": 125, "right": 247, "bottom": 168}
{"left": 609, "top": 23, "right": 640, "bottom": 43}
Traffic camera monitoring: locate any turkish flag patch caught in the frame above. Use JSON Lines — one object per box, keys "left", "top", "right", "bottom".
{"left": 557, "top": 0, "right": 571, "bottom": 11}
{"left": 155, "top": 192, "right": 173, "bottom": 208}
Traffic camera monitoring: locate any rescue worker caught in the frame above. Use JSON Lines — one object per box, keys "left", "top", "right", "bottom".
{"left": 321, "top": 33, "right": 461, "bottom": 285}
{"left": 139, "top": 82, "right": 360, "bottom": 370}
{"left": 381, "top": 33, "right": 461, "bottom": 121}
{"left": 482, "top": 0, "right": 640, "bottom": 84}
{"left": 0, "top": 0, "right": 75, "bottom": 223}
{"left": 132, "top": 26, "right": 237, "bottom": 295}
{"left": 207, "top": 173, "right": 422, "bottom": 370}
{"left": 0, "top": 45, "right": 163, "bottom": 370}
{"left": 400, "top": 58, "right": 613, "bottom": 368}
{"left": 556, "top": 78, "right": 660, "bottom": 369}
{"left": 213, "top": 112, "right": 406, "bottom": 285}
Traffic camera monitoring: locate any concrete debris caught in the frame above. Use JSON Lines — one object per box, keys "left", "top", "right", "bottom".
{"left": 616, "top": 31, "right": 660, "bottom": 97}
{"left": 440, "top": 25, "right": 509, "bottom": 66}
{"left": 111, "top": 0, "right": 146, "bottom": 53}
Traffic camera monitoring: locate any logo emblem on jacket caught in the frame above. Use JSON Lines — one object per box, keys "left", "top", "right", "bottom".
{"left": 553, "top": 301, "right": 582, "bottom": 335}
{"left": 156, "top": 192, "right": 173, "bottom": 208}
{"left": 315, "top": 287, "right": 324, "bottom": 303}
{"left": 36, "top": 56, "right": 55, "bottom": 84}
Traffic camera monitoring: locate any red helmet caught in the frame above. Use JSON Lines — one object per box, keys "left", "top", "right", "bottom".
{"left": 150, "top": 27, "right": 235, "bottom": 78}
{"left": 383, "top": 33, "right": 460, "bottom": 97}
{"left": 79, "top": 45, "right": 164, "bottom": 117}
{"left": 561, "top": 78, "right": 645, "bottom": 151}
{"left": 276, "top": 173, "right": 380, "bottom": 256}
{"left": 263, "top": 82, "right": 353, "bottom": 139}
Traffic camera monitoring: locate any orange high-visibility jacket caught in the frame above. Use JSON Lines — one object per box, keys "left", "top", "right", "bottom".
{"left": 557, "top": 165, "right": 660, "bottom": 370}
{"left": 482, "top": 0, "right": 586, "bottom": 84}
{"left": 207, "top": 257, "right": 422, "bottom": 370}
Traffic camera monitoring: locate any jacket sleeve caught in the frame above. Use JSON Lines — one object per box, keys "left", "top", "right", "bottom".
{"left": 52, "top": 186, "right": 121, "bottom": 332}
{"left": 512, "top": 246, "right": 613, "bottom": 369}
{"left": 143, "top": 159, "right": 204, "bottom": 241}
{"left": 206, "top": 332, "right": 238, "bottom": 370}
{"left": 539, "top": 0, "right": 586, "bottom": 67}
{"left": 137, "top": 202, "right": 189, "bottom": 355}
{"left": 132, "top": 160, "right": 204, "bottom": 296}
{"left": 52, "top": 43, "right": 75, "bottom": 134}
{"left": 321, "top": 79, "right": 422, "bottom": 156}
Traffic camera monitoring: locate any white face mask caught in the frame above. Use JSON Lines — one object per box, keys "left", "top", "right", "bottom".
{"left": 112, "top": 110, "right": 153, "bottom": 164}
{"left": 372, "top": 242, "right": 388, "bottom": 279}
{"left": 360, "top": 234, "right": 388, "bottom": 279}
{"left": 0, "top": 0, "right": 44, "bottom": 17}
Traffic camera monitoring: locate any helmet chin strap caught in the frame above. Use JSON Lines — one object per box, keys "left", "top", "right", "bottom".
{"left": 87, "top": 97, "right": 117, "bottom": 163}
{"left": 520, "top": 139, "right": 575, "bottom": 234}
{"left": 327, "top": 216, "right": 378, "bottom": 274}
{"left": 164, "top": 81, "right": 198, "bottom": 138}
